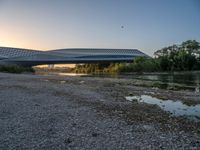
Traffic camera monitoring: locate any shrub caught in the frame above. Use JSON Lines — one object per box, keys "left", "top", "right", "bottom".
{"left": 0, "top": 64, "right": 35, "bottom": 73}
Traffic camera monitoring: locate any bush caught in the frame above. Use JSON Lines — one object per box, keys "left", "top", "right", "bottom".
{"left": 0, "top": 65, "right": 35, "bottom": 73}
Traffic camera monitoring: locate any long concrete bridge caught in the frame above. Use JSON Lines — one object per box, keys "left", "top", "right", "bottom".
{"left": 0, "top": 47, "right": 148, "bottom": 66}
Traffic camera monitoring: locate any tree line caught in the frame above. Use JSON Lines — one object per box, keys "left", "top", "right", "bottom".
{"left": 73, "top": 40, "right": 200, "bottom": 73}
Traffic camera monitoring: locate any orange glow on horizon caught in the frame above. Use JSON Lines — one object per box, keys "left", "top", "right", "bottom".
{"left": 35, "top": 64, "right": 76, "bottom": 68}
{"left": 0, "top": 24, "right": 52, "bottom": 51}
{"left": 0, "top": 39, "right": 58, "bottom": 51}
{"left": 0, "top": 39, "right": 48, "bottom": 51}
{"left": 0, "top": 40, "right": 23, "bottom": 49}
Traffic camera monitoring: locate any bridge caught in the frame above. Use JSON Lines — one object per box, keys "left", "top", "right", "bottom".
{"left": 0, "top": 47, "right": 148, "bottom": 67}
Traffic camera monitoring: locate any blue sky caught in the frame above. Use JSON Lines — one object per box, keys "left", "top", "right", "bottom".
{"left": 0, "top": 0, "right": 199, "bottom": 55}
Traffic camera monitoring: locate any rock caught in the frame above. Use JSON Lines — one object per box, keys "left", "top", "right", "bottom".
{"left": 65, "top": 138, "right": 72, "bottom": 144}
{"left": 128, "top": 93, "right": 134, "bottom": 96}
{"left": 60, "top": 81, "right": 66, "bottom": 84}
{"left": 79, "top": 81, "right": 85, "bottom": 84}
{"left": 92, "top": 132, "right": 98, "bottom": 137}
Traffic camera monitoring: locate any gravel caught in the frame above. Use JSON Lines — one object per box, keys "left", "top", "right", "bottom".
{"left": 0, "top": 72, "right": 200, "bottom": 149}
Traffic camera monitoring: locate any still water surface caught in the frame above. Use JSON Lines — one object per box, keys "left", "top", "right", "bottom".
{"left": 38, "top": 71, "right": 200, "bottom": 92}
{"left": 87, "top": 72, "right": 200, "bottom": 92}
{"left": 126, "top": 95, "right": 200, "bottom": 121}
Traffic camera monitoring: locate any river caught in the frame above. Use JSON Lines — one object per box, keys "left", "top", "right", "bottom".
{"left": 36, "top": 71, "right": 200, "bottom": 92}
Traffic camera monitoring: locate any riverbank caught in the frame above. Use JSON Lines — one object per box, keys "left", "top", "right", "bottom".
{"left": 0, "top": 72, "right": 200, "bottom": 149}
{"left": 119, "top": 70, "right": 200, "bottom": 75}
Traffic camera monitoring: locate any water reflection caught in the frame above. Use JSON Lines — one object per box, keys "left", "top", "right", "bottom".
{"left": 58, "top": 73, "right": 88, "bottom": 76}
{"left": 36, "top": 71, "right": 200, "bottom": 92}
{"left": 134, "top": 73, "right": 199, "bottom": 86}
{"left": 86, "top": 72, "right": 200, "bottom": 92}
{"left": 36, "top": 72, "right": 88, "bottom": 77}
{"left": 125, "top": 95, "right": 200, "bottom": 120}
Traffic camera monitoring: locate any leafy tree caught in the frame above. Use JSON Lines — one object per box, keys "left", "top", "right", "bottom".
{"left": 181, "top": 40, "right": 200, "bottom": 55}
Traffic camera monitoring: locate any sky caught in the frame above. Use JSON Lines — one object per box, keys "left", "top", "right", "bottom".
{"left": 0, "top": 0, "right": 200, "bottom": 56}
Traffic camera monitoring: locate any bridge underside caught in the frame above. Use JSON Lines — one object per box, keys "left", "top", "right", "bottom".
{"left": 0, "top": 47, "right": 148, "bottom": 67}
{"left": 1, "top": 59, "right": 134, "bottom": 67}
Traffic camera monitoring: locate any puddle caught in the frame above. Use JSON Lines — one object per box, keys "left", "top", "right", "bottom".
{"left": 125, "top": 95, "right": 200, "bottom": 120}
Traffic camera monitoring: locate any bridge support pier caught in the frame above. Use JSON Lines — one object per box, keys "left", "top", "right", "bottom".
{"left": 48, "top": 64, "right": 54, "bottom": 69}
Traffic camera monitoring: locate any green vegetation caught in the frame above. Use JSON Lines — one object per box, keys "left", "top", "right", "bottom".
{"left": 73, "top": 40, "right": 200, "bottom": 73}
{"left": 154, "top": 40, "right": 200, "bottom": 71}
{"left": 0, "top": 64, "right": 35, "bottom": 73}
{"left": 73, "top": 63, "right": 117, "bottom": 73}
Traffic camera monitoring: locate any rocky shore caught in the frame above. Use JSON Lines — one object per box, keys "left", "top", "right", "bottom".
{"left": 0, "top": 72, "right": 200, "bottom": 149}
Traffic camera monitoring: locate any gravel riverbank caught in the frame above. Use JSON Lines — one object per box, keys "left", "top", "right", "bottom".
{"left": 0, "top": 72, "right": 200, "bottom": 149}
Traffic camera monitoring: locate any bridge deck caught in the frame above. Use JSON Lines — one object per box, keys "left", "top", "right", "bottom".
{"left": 0, "top": 47, "right": 148, "bottom": 66}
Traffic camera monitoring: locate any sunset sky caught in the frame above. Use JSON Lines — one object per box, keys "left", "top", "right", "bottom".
{"left": 0, "top": 0, "right": 200, "bottom": 55}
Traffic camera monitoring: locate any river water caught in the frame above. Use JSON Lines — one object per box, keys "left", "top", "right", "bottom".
{"left": 37, "top": 71, "right": 200, "bottom": 92}
{"left": 85, "top": 72, "right": 200, "bottom": 92}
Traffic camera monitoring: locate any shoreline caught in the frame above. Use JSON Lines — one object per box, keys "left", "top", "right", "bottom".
{"left": 120, "top": 70, "right": 200, "bottom": 75}
{"left": 0, "top": 72, "right": 200, "bottom": 149}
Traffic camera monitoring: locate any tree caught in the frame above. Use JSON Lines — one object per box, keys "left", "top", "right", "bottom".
{"left": 181, "top": 40, "right": 200, "bottom": 55}
{"left": 154, "top": 40, "right": 200, "bottom": 71}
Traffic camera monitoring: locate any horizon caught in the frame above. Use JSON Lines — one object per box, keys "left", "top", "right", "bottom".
{"left": 0, "top": 0, "right": 200, "bottom": 56}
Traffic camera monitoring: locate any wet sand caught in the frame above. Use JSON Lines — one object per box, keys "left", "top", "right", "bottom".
{"left": 0, "top": 72, "right": 200, "bottom": 149}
